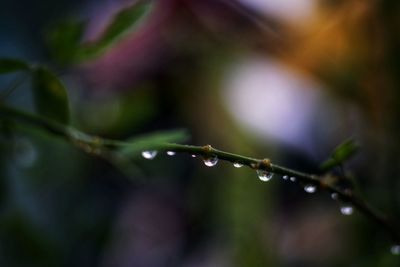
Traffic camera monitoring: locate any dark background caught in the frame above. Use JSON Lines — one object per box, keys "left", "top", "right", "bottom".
{"left": 1, "top": 0, "right": 400, "bottom": 266}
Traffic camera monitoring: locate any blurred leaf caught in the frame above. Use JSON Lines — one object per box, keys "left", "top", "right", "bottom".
{"left": 47, "top": 20, "right": 85, "bottom": 64}
{"left": 332, "top": 139, "right": 359, "bottom": 161}
{"left": 320, "top": 138, "right": 359, "bottom": 171}
{"left": 109, "top": 152, "right": 144, "bottom": 179}
{"left": 32, "top": 67, "right": 70, "bottom": 124}
{"left": 119, "top": 129, "right": 190, "bottom": 157}
{"left": 46, "top": 2, "right": 151, "bottom": 64}
{"left": 0, "top": 58, "right": 30, "bottom": 74}
{"left": 112, "top": 88, "right": 158, "bottom": 133}
{"left": 320, "top": 158, "right": 337, "bottom": 171}
{"left": 78, "top": 1, "right": 152, "bottom": 60}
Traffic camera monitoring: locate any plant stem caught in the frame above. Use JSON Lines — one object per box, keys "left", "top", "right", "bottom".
{"left": 1, "top": 104, "right": 399, "bottom": 244}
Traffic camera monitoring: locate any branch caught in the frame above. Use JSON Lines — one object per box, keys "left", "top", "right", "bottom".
{"left": 163, "top": 143, "right": 400, "bottom": 244}
{"left": 1, "top": 104, "right": 399, "bottom": 246}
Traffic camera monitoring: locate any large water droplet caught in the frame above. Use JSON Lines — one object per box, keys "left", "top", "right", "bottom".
{"left": 203, "top": 156, "right": 218, "bottom": 167}
{"left": 257, "top": 170, "right": 273, "bottom": 182}
{"left": 282, "top": 175, "right": 288, "bottom": 180}
{"left": 391, "top": 245, "right": 400, "bottom": 255}
{"left": 191, "top": 154, "right": 196, "bottom": 158}
{"left": 166, "top": 151, "right": 176, "bottom": 156}
{"left": 142, "top": 150, "right": 158, "bottom": 160}
{"left": 340, "top": 206, "right": 353, "bottom": 215}
{"left": 331, "top": 192, "right": 338, "bottom": 200}
{"left": 290, "top": 176, "right": 297, "bottom": 182}
{"left": 304, "top": 185, "right": 317, "bottom": 193}
{"left": 233, "top": 162, "right": 243, "bottom": 168}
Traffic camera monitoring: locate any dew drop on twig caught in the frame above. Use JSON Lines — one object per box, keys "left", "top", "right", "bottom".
{"left": 331, "top": 192, "right": 339, "bottom": 200}
{"left": 304, "top": 185, "right": 317, "bottom": 193}
{"left": 233, "top": 162, "right": 243, "bottom": 168}
{"left": 141, "top": 150, "right": 157, "bottom": 160}
{"left": 282, "top": 175, "right": 288, "bottom": 180}
{"left": 257, "top": 170, "right": 273, "bottom": 182}
{"left": 203, "top": 156, "right": 218, "bottom": 167}
{"left": 166, "top": 151, "right": 176, "bottom": 156}
{"left": 290, "top": 176, "right": 297, "bottom": 182}
{"left": 340, "top": 206, "right": 353, "bottom": 215}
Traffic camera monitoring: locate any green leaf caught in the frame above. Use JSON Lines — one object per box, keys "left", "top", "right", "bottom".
{"left": 46, "top": 2, "right": 152, "bottom": 64}
{"left": 46, "top": 20, "right": 85, "bottom": 65}
{"left": 32, "top": 67, "right": 70, "bottom": 124}
{"left": 119, "top": 129, "right": 190, "bottom": 157}
{"left": 0, "top": 58, "right": 30, "bottom": 74}
{"left": 320, "top": 138, "right": 359, "bottom": 171}
{"left": 332, "top": 139, "right": 359, "bottom": 162}
{"left": 78, "top": 1, "right": 152, "bottom": 60}
{"left": 319, "top": 158, "right": 338, "bottom": 171}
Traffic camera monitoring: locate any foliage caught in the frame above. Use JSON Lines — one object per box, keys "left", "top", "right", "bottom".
{"left": 47, "top": 1, "right": 153, "bottom": 64}
{"left": 320, "top": 138, "right": 359, "bottom": 171}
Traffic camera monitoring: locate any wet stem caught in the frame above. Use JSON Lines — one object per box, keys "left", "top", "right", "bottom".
{"left": 1, "top": 104, "right": 399, "bottom": 246}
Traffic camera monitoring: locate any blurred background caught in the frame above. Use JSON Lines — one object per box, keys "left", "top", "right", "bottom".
{"left": 1, "top": 0, "right": 400, "bottom": 266}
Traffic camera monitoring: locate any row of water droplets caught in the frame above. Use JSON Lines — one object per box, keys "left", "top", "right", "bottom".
{"left": 203, "top": 155, "right": 276, "bottom": 182}
{"left": 141, "top": 150, "right": 176, "bottom": 159}
{"left": 142, "top": 151, "right": 337, "bottom": 201}
{"left": 141, "top": 149, "right": 400, "bottom": 255}
{"left": 204, "top": 153, "right": 356, "bottom": 218}
{"left": 142, "top": 150, "right": 198, "bottom": 160}
{"left": 143, "top": 150, "right": 292, "bottom": 185}
{"left": 142, "top": 151, "right": 351, "bottom": 212}
{"left": 330, "top": 192, "right": 353, "bottom": 215}
{"left": 331, "top": 187, "right": 399, "bottom": 255}
{"left": 284, "top": 176, "right": 355, "bottom": 216}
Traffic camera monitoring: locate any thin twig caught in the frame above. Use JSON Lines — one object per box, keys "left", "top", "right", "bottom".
{"left": 0, "top": 104, "right": 399, "bottom": 244}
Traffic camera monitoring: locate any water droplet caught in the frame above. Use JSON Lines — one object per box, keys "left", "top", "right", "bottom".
{"left": 282, "top": 175, "right": 288, "bottom": 180}
{"left": 203, "top": 156, "right": 218, "bottom": 167}
{"left": 391, "top": 244, "right": 400, "bottom": 255}
{"left": 304, "top": 185, "right": 317, "bottom": 193}
{"left": 191, "top": 154, "right": 196, "bottom": 158}
{"left": 233, "top": 162, "right": 243, "bottom": 168}
{"left": 141, "top": 150, "right": 157, "bottom": 160}
{"left": 290, "top": 176, "right": 297, "bottom": 182}
{"left": 331, "top": 192, "right": 339, "bottom": 200}
{"left": 257, "top": 170, "right": 273, "bottom": 182}
{"left": 166, "top": 151, "right": 176, "bottom": 156}
{"left": 340, "top": 206, "right": 353, "bottom": 215}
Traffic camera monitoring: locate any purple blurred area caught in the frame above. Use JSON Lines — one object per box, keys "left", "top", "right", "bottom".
{"left": 81, "top": 0, "right": 280, "bottom": 91}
